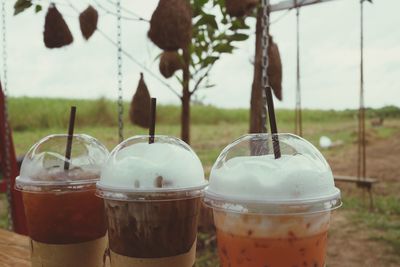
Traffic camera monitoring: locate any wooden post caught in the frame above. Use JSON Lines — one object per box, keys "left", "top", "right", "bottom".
{"left": 0, "top": 84, "right": 28, "bottom": 235}
{"left": 358, "top": 0, "right": 367, "bottom": 181}
{"left": 250, "top": 9, "right": 264, "bottom": 134}
{"left": 181, "top": 47, "right": 191, "bottom": 144}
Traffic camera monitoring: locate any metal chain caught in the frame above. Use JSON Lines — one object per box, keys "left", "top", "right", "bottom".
{"left": 260, "top": 0, "right": 270, "bottom": 134}
{"left": 1, "top": 0, "right": 13, "bottom": 231}
{"left": 295, "top": 5, "right": 302, "bottom": 136}
{"left": 116, "top": 0, "right": 124, "bottom": 143}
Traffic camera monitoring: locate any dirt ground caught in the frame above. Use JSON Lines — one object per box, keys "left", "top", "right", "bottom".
{"left": 325, "top": 131, "right": 400, "bottom": 267}
{"left": 327, "top": 211, "right": 400, "bottom": 267}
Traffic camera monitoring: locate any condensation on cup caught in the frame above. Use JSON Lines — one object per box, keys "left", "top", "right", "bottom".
{"left": 204, "top": 133, "right": 342, "bottom": 267}
{"left": 15, "top": 134, "right": 109, "bottom": 267}
{"left": 96, "top": 135, "right": 208, "bottom": 267}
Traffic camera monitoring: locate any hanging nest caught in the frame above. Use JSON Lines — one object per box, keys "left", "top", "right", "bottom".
{"left": 148, "top": 0, "right": 192, "bottom": 51}
{"left": 225, "top": 0, "right": 258, "bottom": 17}
{"left": 43, "top": 4, "right": 73, "bottom": 48}
{"left": 267, "top": 35, "right": 282, "bottom": 101}
{"left": 129, "top": 73, "right": 151, "bottom": 128}
{"left": 79, "top": 5, "right": 98, "bottom": 40}
{"left": 159, "top": 51, "right": 183, "bottom": 78}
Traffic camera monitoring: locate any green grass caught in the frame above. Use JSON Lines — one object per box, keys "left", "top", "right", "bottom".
{"left": 4, "top": 97, "right": 400, "bottom": 190}
{"left": 195, "top": 232, "right": 219, "bottom": 267}
{"left": 8, "top": 97, "right": 400, "bottom": 168}
{"left": 11, "top": 124, "right": 248, "bottom": 169}
{"left": 8, "top": 97, "right": 400, "bottom": 131}
{"left": 11, "top": 118, "right": 399, "bottom": 170}
{"left": 344, "top": 195, "right": 400, "bottom": 255}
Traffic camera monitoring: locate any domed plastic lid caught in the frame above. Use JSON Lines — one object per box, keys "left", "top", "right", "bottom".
{"left": 204, "top": 133, "right": 341, "bottom": 215}
{"left": 15, "top": 134, "right": 109, "bottom": 192}
{"left": 97, "top": 135, "right": 207, "bottom": 201}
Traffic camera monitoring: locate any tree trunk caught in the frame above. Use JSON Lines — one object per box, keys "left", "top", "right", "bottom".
{"left": 181, "top": 47, "right": 191, "bottom": 144}
{"left": 249, "top": 9, "right": 264, "bottom": 134}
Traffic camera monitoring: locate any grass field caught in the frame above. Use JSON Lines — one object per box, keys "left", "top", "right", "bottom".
{"left": 7, "top": 97, "right": 400, "bottom": 164}
{"left": 1, "top": 97, "right": 400, "bottom": 266}
{"left": 345, "top": 195, "right": 400, "bottom": 253}
{"left": 8, "top": 97, "right": 400, "bottom": 131}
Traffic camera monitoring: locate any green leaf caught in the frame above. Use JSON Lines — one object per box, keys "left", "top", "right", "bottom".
{"left": 194, "top": 46, "right": 203, "bottom": 61}
{"left": 230, "top": 18, "right": 250, "bottom": 30}
{"left": 213, "top": 43, "right": 234, "bottom": 54}
{"left": 14, "top": 0, "right": 33, "bottom": 15}
{"left": 197, "top": 0, "right": 209, "bottom": 7}
{"left": 35, "top": 4, "right": 42, "bottom": 13}
{"left": 192, "top": 1, "right": 203, "bottom": 17}
{"left": 228, "top": 33, "right": 249, "bottom": 42}
{"left": 215, "top": 32, "right": 228, "bottom": 41}
{"left": 196, "top": 31, "right": 206, "bottom": 43}
{"left": 202, "top": 56, "right": 219, "bottom": 67}
{"left": 195, "top": 13, "right": 218, "bottom": 29}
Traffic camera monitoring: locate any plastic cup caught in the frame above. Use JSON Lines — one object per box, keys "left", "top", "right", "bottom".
{"left": 204, "top": 133, "right": 342, "bottom": 267}
{"left": 15, "top": 134, "right": 109, "bottom": 267}
{"left": 97, "top": 135, "right": 208, "bottom": 267}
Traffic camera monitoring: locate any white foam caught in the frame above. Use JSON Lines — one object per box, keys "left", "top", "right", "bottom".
{"left": 100, "top": 142, "right": 205, "bottom": 190}
{"left": 208, "top": 153, "right": 337, "bottom": 202}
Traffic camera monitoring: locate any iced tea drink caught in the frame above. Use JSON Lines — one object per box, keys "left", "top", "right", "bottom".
{"left": 97, "top": 135, "right": 207, "bottom": 267}
{"left": 15, "top": 134, "right": 109, "bottom": 267}
{"left": 214, "top": 211, "right": 330, "bottom": 267}
{"left": 22, "top": 185, "right": 107, "bottom": 267}
{"left": 204, "top": 134, "right": 342, "bottom": 267}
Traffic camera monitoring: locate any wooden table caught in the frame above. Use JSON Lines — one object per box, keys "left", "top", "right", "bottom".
{"left": 0, "top": 228, "right": 30, "bottom": 267}
{"left": 0, "top": 229, "right": 111, "bottom": 267}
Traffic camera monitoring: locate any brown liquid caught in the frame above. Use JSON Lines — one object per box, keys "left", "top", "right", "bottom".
{"left": 104, "top": 197, "right": 200, "bottom": 258}
{"left": 216, "top": 228, "right": 328, "bottom": 267}
{"left": 23, "top": 187, "right": 107, "bottom": 244}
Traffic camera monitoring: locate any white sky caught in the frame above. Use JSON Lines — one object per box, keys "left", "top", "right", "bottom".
{"left": 1, "top": 0, "right": 399, "bottom": 109}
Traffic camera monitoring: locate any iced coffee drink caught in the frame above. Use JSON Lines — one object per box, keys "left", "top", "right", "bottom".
{"left": 204, "top": 134, "right": 342, "bottom": 267}
{"left": 15, "top": 134, "right": 109, "bottom": 267}
{"left": 97, "top": 135, "right": 207, "bottom": 267}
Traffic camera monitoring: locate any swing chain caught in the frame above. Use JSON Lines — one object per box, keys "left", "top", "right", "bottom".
{"left": 295, "top": 5, "right": 302, "bottom": 136}
{"left": 1, "top": 0, "right": 6, "bottom": 93}
{"left": 260, "top": 0, "right": 270, "bottom": 133}
{"left": 1, "top": 0, "right": 14, "bottom": 231}
{"left": 116, "top": 0, "right": 124, "bottom": 143}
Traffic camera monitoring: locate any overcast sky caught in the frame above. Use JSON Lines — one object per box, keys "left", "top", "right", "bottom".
{"left": 1, "top": 0, "right": 399, "bottom": 109}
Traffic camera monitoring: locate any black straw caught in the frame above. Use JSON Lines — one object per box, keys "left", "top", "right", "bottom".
{"left": 265, "top": 86, "right": 281, "bottom": 159}
{"left": 64, "top": 106, "right": 76, "bottom": 170}
{"left": 149, "top": 98, "right": 157, "bottom": 144}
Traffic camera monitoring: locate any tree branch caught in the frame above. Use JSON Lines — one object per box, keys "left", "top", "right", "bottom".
{"left": 190, "top": 63, "right": 214, "bottom": 96}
